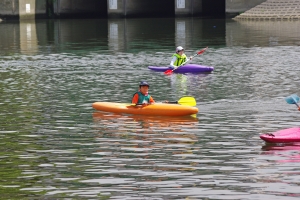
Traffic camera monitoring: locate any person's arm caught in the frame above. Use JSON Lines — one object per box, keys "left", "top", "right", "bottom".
{"left": 132, "top": 93, "right": 139, "bottom": 104}
{"left": 149, "top": 96, "right": 155, "bottom": 104}
{"left": 184, "top": 54, "right": 192, "bottom": 61}
{"left": 169, "top": 56, "right": 177, "bottom": 68}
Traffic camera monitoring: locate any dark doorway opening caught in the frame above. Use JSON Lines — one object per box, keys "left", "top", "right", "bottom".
{"left": 49, "top": 0, "right": 108, "bottom": 19}
{"left": 126, "top": 0, "right": 175, "bottom": 18}
{"left": 202, "top": 0, "right": 225, "bottom": 18}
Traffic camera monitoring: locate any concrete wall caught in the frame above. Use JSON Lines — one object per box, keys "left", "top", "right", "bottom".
{"left": 0, "top": 0, "right": 18, "bottom": 16}
{"left": 0, "top": 0, "right": 47, "bottom": 19}
{"left": 107, "top": 0, "right": 205, "bottom": 18}
{"left": 54, "top": 0, "right": 107, "bottom": 17}
{"left": 107, "top": 0, "right": 123, "bottom": 17}
{"left": 174, "top": 0, "right": 203, "bottom": 17}
{"left": 0, "top": 0, "right": 268, "bottom": 19}
{"left": 107, "top": 0, "right": 174, "bottom": 18}
{"left": 19, "top": 0, "right": 36, "bottom": 19}
{"left": 175, "top": 0, "right": 193, "bottom": 16}
{"left": 226, "top": 0, "right": 267, "bottom": 13}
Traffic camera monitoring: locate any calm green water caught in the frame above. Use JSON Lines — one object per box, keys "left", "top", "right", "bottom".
{"left": 1, "top": 18, "right": 300, "bottom": 199}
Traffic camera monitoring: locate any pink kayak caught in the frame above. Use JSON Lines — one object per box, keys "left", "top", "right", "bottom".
{"left": 260, "top": 127, "right": 300, "bottom": 143}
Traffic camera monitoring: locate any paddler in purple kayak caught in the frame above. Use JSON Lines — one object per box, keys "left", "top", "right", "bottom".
{"left": 169, "top": 46, "right": 192, "bottom": 69}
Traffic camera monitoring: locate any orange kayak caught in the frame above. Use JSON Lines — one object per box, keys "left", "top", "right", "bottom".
{"left": 92, "top": 102, "right": 198, "bottom": 116}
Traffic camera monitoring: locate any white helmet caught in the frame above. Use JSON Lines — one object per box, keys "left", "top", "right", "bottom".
{"left": 176, "top": 46, "right": 184, "bottom": 53}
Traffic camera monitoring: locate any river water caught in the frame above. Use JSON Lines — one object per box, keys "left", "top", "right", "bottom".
{"left": 1, "top": 17, "right": 300, "bottom": 199}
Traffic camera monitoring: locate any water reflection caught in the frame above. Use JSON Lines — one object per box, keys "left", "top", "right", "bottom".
{"left": 93, "top": 111, "right": 198, "bottom": 130}
{"left": 20, "top": 20, "right": 38, "bottom": 54}
{"left": 262, "top": 143, "right": 300, "bottom": 163}
{"left": 226, "top": 20, "right": 300, "bottom": 47}
{"left": 108, "top": 19, "right": 122, "bottom": 51}
{"left": 0, "top": 18, "right": 226, "bottom": 55}
{"left": 90, "top": 112, "right": 205, "bottom": 197}
{"left": 2, "top": 18, "right": 300, "bottom": 56}
{"left": 2, "top": 17, "right": 300, "bottom": 199}
{"left": 92, "top": 111, "right": 199, "bottom": 158}
{"left": 168, "top": 73, "right": 214, "bottom": 98}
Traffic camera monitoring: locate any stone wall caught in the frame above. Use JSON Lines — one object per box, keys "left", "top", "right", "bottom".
{"left": 234, "top": 0, "right": 300, "bottom": 20}
{"left": 226, "top": 0, "right": 267, "bottom": 13}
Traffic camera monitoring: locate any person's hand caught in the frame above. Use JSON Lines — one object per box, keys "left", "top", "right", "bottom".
{"left": 189, "top": 56, "right": 193, "bottom": 60}
{"left": 298, "top": 107, "right": 300, "bottom": 111}
{"left": 163, "top": 100, "right": 169, "bottom": 103}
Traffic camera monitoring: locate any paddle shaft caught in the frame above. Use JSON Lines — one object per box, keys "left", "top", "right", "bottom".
{"left": 166, "top": 101, "right": 179, "bottom": 104}
{"left": 292, "top": 97, "right": 300, "bottom": 108}
{"left": 176, "top": 52, "right": 199, "bottom": 68}
{"left": 135, "top": 101, "right": 183, "bottom": 105}
{"left": 133, "top": 96, "right": 196, "bottom": 106}
{"left": 291, "top": 95, "right": 299, "bottom": 108}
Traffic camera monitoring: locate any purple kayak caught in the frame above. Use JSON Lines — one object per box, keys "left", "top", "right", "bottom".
{"left": 148, "top": 64, "right": 214, "bottom": 73}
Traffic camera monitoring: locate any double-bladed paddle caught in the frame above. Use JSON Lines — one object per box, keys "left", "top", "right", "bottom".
{"left": 285, "top": 94, "right": 300, "bottom": 109}
{"left": 133, "top": 96, "right": 196, "bottom": 107}
{"left": 164, "top": 47, "right": 208, "bottom": 75}
{"left": 166, "top": 96, "right": 196, "bottom": 106}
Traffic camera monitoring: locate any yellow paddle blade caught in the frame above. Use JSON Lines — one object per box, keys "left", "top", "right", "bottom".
{"left": 177, "top": 96, "right": 196, "bottom": 106}
{"left": 190, "top": 114, "right": 197, "bottom": 118}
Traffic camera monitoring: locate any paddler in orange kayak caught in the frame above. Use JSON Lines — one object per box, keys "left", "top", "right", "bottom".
{"left": 132, "top": 81, "right": 155, "bottom": 105}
